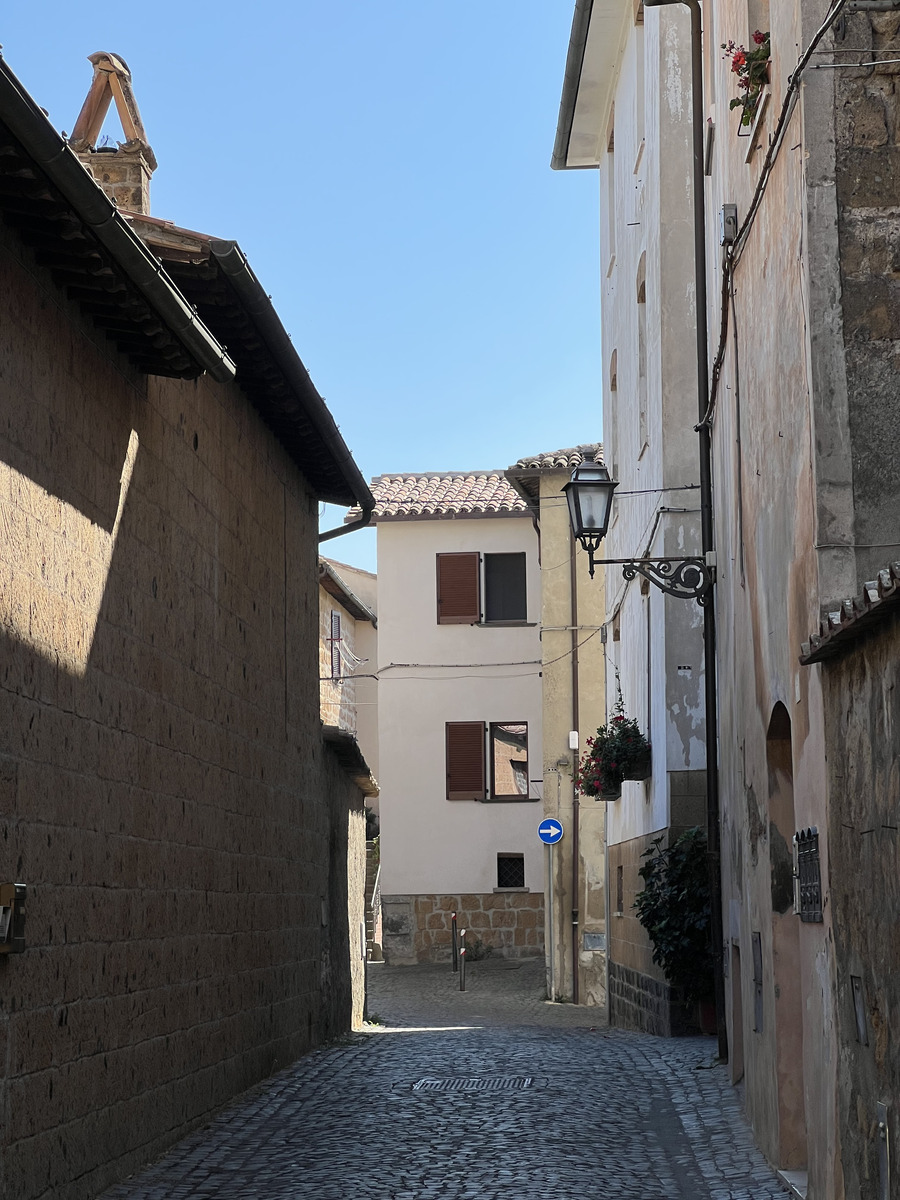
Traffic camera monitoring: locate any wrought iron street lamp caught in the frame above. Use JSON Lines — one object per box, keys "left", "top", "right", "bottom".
{"left": 564, "top": 463, "right": 715, "bottom": 602}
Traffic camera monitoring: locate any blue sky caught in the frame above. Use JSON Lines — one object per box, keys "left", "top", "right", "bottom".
{"left": 2, "top": 3, "right": 600, "bottom": 572}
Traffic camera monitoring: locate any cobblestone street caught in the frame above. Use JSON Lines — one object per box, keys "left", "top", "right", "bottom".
{"left": 100, "top": 960, "right": 786, "bottom": 1200}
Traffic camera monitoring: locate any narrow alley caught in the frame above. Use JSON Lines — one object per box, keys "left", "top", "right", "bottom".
{"left": 99, "top": 960, "right": 786, "bottom": 1200}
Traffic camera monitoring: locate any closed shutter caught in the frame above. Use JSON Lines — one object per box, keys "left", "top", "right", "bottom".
{"left": 436, "top": 552, "right": 480, "bottom": 624}
{"left": 446, "top": 722, "right": 486, "bottom": 800}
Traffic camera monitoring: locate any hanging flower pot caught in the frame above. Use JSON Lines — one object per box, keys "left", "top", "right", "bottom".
{"left": 622, "top": 746, "right": 652, "bottom": 782}
{"left": 721, "top": 31, "right": 771, "bottom": 129}
{"left": 575, "top": 671, "right": 651, "bottom": 800}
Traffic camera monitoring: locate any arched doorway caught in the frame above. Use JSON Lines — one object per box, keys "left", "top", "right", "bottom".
{"left": 766, "top": 702, "right": 808, "bottom": 1168}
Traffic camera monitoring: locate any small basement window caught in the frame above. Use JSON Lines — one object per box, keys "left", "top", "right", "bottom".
{"left": 497, "top": 854, "right": 525, "bottom": 889}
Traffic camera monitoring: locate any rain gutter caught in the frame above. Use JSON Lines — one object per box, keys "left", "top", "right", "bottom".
{"left": 209, "top": 240, "right": 375, "bottom": 535}
{"left": 551, "top": 0, "right": 596, "bottom": 170}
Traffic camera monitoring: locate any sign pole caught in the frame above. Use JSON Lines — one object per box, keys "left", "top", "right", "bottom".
{"left": 547, "top": 842, "right": 555, "bottom": 1002}
{"left": 537, "top": 819, "right": 564, "bottom": 1003}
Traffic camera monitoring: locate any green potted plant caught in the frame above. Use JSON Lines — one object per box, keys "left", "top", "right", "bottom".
{"left": 721, "top": 31, "right": 771, "bottom": 128}
{"left": 575, "top": 673, "right": 651, "bottom": 800}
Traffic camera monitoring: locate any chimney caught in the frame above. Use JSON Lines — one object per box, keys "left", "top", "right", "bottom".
{"left": 69, "top": 52, "right": 157, "bottom": 215}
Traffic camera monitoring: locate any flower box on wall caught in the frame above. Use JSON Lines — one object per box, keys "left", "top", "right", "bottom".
{"left": 621, "top": 746, "right": 652, "bottom": 782}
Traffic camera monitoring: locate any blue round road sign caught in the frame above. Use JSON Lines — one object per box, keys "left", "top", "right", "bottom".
{"left": 538, "top": 819, "right": 564, "bottom": 845}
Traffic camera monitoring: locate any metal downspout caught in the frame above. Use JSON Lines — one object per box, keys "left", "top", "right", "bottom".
{"left": 570, "top": 527, "right": 581, "bottom": 1005}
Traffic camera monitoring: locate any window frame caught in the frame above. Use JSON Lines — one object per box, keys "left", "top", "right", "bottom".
{"left": 497, "top": 853, "right": 526, "bottom": 889}
{"left": 488, "top": 721, "right": 530, "bottom": 801}
{"left": 483, "top": 552, "right": 527, "bottom": 624}
{"left": 436, "top": 550, "right": 528, "bottom": 626}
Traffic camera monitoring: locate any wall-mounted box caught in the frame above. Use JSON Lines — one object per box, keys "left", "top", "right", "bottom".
{"left": 0, "top": 883, "right": 26, "bottom": 954}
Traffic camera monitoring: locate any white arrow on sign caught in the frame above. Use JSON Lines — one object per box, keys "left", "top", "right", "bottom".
{"left": 538, "top": 820, "right": 564, "bottom": 845}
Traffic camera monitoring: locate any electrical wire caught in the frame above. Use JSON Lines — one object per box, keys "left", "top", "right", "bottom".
{"left": 320, "top": 628, "right": 604, "bottom": 684}
{"left": 700, "top": 0, "right": 849, "bottom": 432}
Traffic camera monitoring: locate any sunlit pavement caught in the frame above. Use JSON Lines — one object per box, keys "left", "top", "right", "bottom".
{"left": 100, "top": 959, "right": 786, "bottom": 1199}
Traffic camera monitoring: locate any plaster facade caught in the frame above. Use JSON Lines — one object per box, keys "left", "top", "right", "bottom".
{"left": 506, "top": 451, "right": 608, "bottom": 1007}
{"left": 562, "top": 0, "right": 709, "bottom": 1033}
{"left": 375, "top": 509, "right": 544, "bottom": 962}
{"left": 557, "top": 0, "right": 900, "bottom": 1192}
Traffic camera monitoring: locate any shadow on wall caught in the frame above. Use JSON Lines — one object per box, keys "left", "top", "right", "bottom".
{"left": 0, "top": 248, "right": 355, "bottom": 1200}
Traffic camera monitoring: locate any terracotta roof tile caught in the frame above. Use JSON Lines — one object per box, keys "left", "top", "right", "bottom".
{"left": 369, "top": 471, "right": 527, "bottom": 520}
{"left": 512, "top": 444, "right": 603, "bottom": 471}
{"left": 800, "top": 562, "right": 900, "bottom": 664}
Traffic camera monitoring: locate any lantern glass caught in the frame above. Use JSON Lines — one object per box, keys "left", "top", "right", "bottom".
{"left": 563, "top": 463, "right": 617, "bottom": 542}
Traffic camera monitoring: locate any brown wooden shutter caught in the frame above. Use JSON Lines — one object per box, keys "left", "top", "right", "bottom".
{"left": 436, "top": 552, "right": 480, "bottom": 624}
{"left": 446, "top": 722, "right": 486, "bottom": 800}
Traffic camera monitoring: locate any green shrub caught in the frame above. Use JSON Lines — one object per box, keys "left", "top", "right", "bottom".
{"left": 634, "top": 827, "right": 713, "bottom": 1002}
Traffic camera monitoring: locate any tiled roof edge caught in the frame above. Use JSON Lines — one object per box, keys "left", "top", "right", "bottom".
{"left": 800, "top": 562, "right": 900, "bottom": 664}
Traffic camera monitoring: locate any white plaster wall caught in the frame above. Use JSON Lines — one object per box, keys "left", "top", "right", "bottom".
{"left": 599, "top": 5, "right": 706, "bottom": 852}
{"left": 376, "top": 516, "right": 544, "bottom": 896}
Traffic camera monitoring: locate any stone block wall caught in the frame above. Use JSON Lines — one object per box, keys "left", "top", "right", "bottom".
{"left": 381, "top": 892, "right": 544, "bottom": 963}
{"left": 833, "top": 10, "right": 900, "bottom": 586}
{"left": 0, "top": 224, "right": 362, "bottom": 1199}
{"left": 607, "top": 962, "right": 698, "bottom": 1037}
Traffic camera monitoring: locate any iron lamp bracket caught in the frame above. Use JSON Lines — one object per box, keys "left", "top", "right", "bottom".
{"left": 580, "top": 544, "right": 715, "bottom": 604}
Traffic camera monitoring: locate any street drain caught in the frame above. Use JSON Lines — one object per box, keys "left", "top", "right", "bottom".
{"left": 408, "top": 1075, "right": 547, "bottom": 1092}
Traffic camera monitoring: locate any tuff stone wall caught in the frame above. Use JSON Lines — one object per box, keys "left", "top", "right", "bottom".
{"left": 820, "top": 609, "right": 900, "bottom": 1200}
{"left": 0, "top": 222, "right": 361, "bottom": 1199}
{"left": 381, "top": 893, "right": 544, "bottom": 963}
{"left": 608, "top": 962, "right": 697, "bottom": 1037}
{"left": 834, "top": 10, "right": 900, "bottom": 587}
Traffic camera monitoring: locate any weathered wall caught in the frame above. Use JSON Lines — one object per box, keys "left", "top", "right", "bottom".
{"left": 819, "top": 612, "right": 900, "bottom": 1200}
{"left": 381, "top": 892, "right": 544, "bottom": 963}
{"left": 832, "top": 11, "right": 900, "bottom": 589}
{"left": 324, "top": 562, "right": 379, "bottom": 802}
{"left": 0, "top": 224, "right": 361, "bottom": 1200}
{"left": 599, "top": 1, "right": 707, "bottom": 1032}
{"left": 319, "top": 590, "right": 362, "bottom": 733}
{"left": 537, "top": 469, "right": 607, "bottom": 1006}
{"left": 705, "top": 0, "right": 841, "bottom": 1189}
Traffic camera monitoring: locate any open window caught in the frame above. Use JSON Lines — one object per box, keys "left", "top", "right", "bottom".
{"left": 445, "top": 721, "right": 532, "bottom": 801}
{"left": 436, "top": 551, "right": 527, "bottom": 625}
{"left": 490, "top": 722, "right": 529, "bottom": 799}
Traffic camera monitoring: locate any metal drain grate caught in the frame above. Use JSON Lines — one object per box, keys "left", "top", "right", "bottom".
{"left": 410, "top": 1075, "right": 544, "bottom": 1092}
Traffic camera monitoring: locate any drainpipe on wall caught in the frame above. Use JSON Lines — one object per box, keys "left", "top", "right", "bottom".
{"left": 570, "top": 527, "right": 581, "bottom": 1005}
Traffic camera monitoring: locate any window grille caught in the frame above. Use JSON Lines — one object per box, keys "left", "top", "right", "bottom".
{"left": 793, "top": 827, "right": 823, "bottom": 923}
{"left": 497, "top": 854, "right": 525, "bottom": 889}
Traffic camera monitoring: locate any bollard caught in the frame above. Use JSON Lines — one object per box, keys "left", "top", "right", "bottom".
{"left": 451, "top": 911, "right": 458, "bottom": 972}
{"left": 459, "top": 929, "right": 466, "bottom": 992}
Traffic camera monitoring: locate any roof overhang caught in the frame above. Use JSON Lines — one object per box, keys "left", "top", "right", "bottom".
{"left": 800, "top": 563, "right": 900, "bottom": 665}
{"left": 127, "top": 215, "right": 375, "bottom": 511}
{"left": 552, "top": 0, "right": 632, "bottom": 170}
{"left": 318, "top": 560, "right": 377, "bottom": 625}
{"left": 0, "top": 55, "right": 235, "bottom": 381}
{"left": 322, "top": 725, "right": 379, "bottom": 797}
